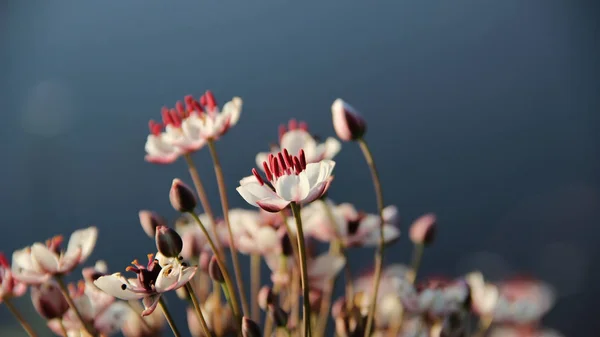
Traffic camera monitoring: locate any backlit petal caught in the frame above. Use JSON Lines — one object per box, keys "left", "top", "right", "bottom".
{"left": 94, "top": 274, "right": 145, "bottom": 300}
{"left": 30, "top": 243, "right": 59, "bottom": 274}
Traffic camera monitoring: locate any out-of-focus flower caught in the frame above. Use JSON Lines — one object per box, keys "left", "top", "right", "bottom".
{"left": 0, "top": 253, "right": 26, "bottom": 301}
{"left": 121, "top": 300, "right": 165, "bottom": 337}
{"left": 493, "top": 277, "right": 555, "bottom": 324}
{"left": 265, "top": 252, "right": 345, "bottom": 289}
{"left": 409, "top": 214, "right": 437, "bottom": 246}
{"left": 242, "top": 317, "right": 262, "bottom": 337}
{"left": 466, "top": 271, "right": 499, "bottom": 317}
{"left": 300, "top": 199, "right": 400, "bottom": 247}
{"left": 182, "top": 91, "right": 242, "bottom": 141}
{"left": 12, "top": 227, "right": 98, "bottom": 284}
{"left": 94, "top": 254, "right": 197, "bottom": 316}
{"left": 237, "top": 149, "right": 335, "bottom": 213}
{"left": 187, "top": 294, "right": 235, "bottom": 337}
{"left": 405, "top": 278, "right": 471, "bottom": 318}
{"left": 487, "top": 326, "right": 564, "bottom": 337}
{"left": 144, "top": 119, "right": 182, "bottom": 164}
{"left": 139, "top": 210, "right": 167, "bottom": 239}
{"left": 255, "top": 119, "right": 341, "bottom": 169}
{"left": 331, "top": 98, "right": 366, "bottom": 141}
{"left": 30, "top": 281, "right": 69, "bottom": 319}
{"left": 225, "top": 208, "right": 281, "bottom": 255}
{"left": 175, "top": 213, "right": 217, "bottom": 260}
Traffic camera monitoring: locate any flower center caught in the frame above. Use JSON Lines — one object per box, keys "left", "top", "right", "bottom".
{"left": 125, "top": 254, "right": 162, "bottom": 291}
{"left": 252, "top": 149, "right": 307, "bottom": 186}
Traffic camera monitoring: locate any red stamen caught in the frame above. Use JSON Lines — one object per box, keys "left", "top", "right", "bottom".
{"left": 169, "top": 109, "right": 182, "bottom": 127}
{"left": 268, "top": 154, "right": 276, "bottom": 175}
{"left": 148, "top": 120, "right": 163, "bottom": 136}
{"left": 147, "top": 254, "right": 154, "bottom": 266}
{"left": 125, "top": 266, "right": 139, "bottom": 273}
{"left": 263, "top": 162, "right": 273, "bottom": 181}
{"left": 278, "top": 152, "right": 287, "bottom": 170}
{"left": 203, "top": 90, "right": 217, "bottom": 111}
{"left": 299, "top": 149, "right": 307, "bottom": 169}
{"left": 175, "top": 101, "right": 186, "bottom": 117}
{"left": 293, "top": 157, "right": 302, "bottom": 174}
{"left": 252, "top": 168, "right": 265, "bottom": 186}
{"left": 161, "top": 107, "right": 173, "bottom": 125}
{"left": 273, "top": 157, "right": 281, "bottom": 177}
{"left": 278, "top": 124, "right": 287, "bottom": 142}
{"left": 288, "top": 119, "right": 298, "bottom": 130}
{"left": 299, "top": 121, "right": 308, "bottom": 131}
{"left": 0, "top": 253, "right": 8, "bottom": 268}
{"left": 282, "top": 149, "right": 292, "bottom": 168}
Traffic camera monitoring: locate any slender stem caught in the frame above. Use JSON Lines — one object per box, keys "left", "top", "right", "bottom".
{"left": 321, "top": 200, "right": 354, "bottom": 299}
{"left": 357, "top": 138, "right": 386, "bottom": 337}
{"left": 59, "top": 319, "right": 69, "bottom": 337}
{"left": 158, "top": 297, "right": 181, "bottom": 337}
{"left": 187, "top": 211, "right": 242, "bottom": 323}
{"left": 251, "top": 253, "right": 261, "bottom": 322}
{"left": 207, "top": 140, "right": 250, "bottom": 316}
{"left": 183, "top": 153, "right": 224, "bottom": 256}
{"left": 315, "top": 239, "right": 340, "bottom": 337}
{"left": 126, "top": 301, "right": 152, "bottom": 332}
{"left": 186, "top": 283, "right": 214, "bottom": 337}
{"left": 290, "top": 202, "right": 312, "bottom": 337}
{"left": 3, "top": 298, "right": 38, "bottom": 337}
{"left": 280, "top": 211, "right": 300, "bottom": 267}
{"left": 408, "top": 244, "right": 424, "bottom": 284}
{"left": 55, "top": 276, "right": 97, "bottom": 337}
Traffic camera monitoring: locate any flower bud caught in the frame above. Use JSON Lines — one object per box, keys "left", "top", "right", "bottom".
{"left": 280, "top": 232, "right": 293, "bottom": 257}
{"left": 242, "top": 317, "right": 261, "bottom": 337}
{"left": 31, "top": 281, "right": 69, "bottom": 320}
{"left": 409, "top": 213, "right": 437, "bottom": 246}
{"left": 208, "top": 255, "right": 224, "bottom": 283}
{"left": 258, "top": 286, "right": 275, "bottom": 311}
{"left": 270, "top": 304, "right": 288, "bottom": 327}
{"left": 199, "top": 251, "right": 212, "bottom": 273}
{"left": 331, "top": 98, "right": 366, "bottom": 141}
{"left": 169, "top": 178, "right": 197, "bottom": 212}
{"left": 155, "top": 226, "right": 183, "bottom": 258}
{"left": 139, "top": 210, "right": 167, "bottom": 238}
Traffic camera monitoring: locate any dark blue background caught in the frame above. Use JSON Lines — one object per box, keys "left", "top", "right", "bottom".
{"left": 2, "top": 1, "right": 598, "bottom": 336}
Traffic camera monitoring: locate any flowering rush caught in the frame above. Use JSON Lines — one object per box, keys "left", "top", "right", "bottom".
{"left": 0, "top": 93, "right": 564, "bottom": 337}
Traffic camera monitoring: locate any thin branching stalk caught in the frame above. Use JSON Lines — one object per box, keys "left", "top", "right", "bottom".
{"left": 55, "top": 276, "right": 97, "bottom": 337}
{"left": 125, "top": 301, "right": 152, "bottom": 332}
{"left": 408, "top": 243, "right": 424, "bottom": 284}
{"left": 3, "top": 298, "right": 38, "bottom": 337}
{"left": 187, "top": 211, "right": 242, "bottom": 325}
{"left": 280, "top": 211, "right": 300, "bottom": 267}
{"left": 183, "top": 153, "right": 224, "bottom": 256}
{"left": 251, "top": 253, "right": 261, "bottom": 322}
{"left": 207, "top": 139, "right": 250, "bottom": 316}
{"left": 186, "top": 283, "right": 214, "bottom": 337}
{"left": 290, "top": 202, "right": 312, "bottom": 337}
{"left": 158, "top": 297, "right": 181, "bottom": 337}
{"left": 357, "top": 138, "right": 386, "bottom": 337}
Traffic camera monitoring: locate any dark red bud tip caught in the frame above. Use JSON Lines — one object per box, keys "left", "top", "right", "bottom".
{"left": 208, "top": 255, "right": 224, "bottom": 283}
{"left": 139, "top": 210, "right": 167, "bottom": 238}
{"left": 409, "top": 213, "right": 437, "bottom": 246}
{"left": 155, "top": 226, "right": 183, "bottom": 258}
{"left": 242, "top": 317, "right": 262, "bottom": 337}
{"left": 331, "top": 98, "right": 367, "bottom": 141}
{"left": 258, "top": 286, "right": 275, "bottom": 310}
{"left": 270, "top": 305, "right": 288, "bottom": 327}
{"left": 280, "top": 232, "right": 293, "bottom": 257}
{"left": 199, "top": 251, "right": 211, "bottom": 272}
{"left": 169, "top": 178, "right": 197, "bottom": 213}
{"left": 31, "top": 282, "right": 69, "bottom": 320}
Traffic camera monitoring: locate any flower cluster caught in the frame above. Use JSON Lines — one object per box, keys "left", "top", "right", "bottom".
{"left": 0, "top": 93, "right": 562, "bottom": 337}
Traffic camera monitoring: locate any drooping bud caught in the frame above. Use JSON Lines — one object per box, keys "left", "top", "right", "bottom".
{"left": 242, "top": 317, "right": 261, "bottom": 337}
{"left": 409, "top": 213, "right": 437, "bottom": 245}
{"left": 169, "top": 178, "right": 197, "bottom": 212}
{"left": 208, "top": 255, "right": 224, "bottom": 283}
{"left": 30, "top": 281, "right": 69, "bottom": 320}
{"left": 155, "top": 226, "right": 183, "bottom": 258}
{"left": 139, "top": 210, "right": 167, "bottom": 238}
{"left": 258, "top": 286, "right": 275, "bottom": 311}
{"left": 270, "top": 304, "right": 288, "bottom": 327}
{"left": 331, "top": 98, "right": 366, "bottom": 141}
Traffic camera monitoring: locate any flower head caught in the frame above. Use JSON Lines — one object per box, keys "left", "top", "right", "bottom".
{"left": 180, "top": 91, "right": 242, "bottom": 142}
{"left": 0, "top": 253, "right": 26, "bottom": 302}
{"left": 256, "top": 119, "right": 341, "bottom": 169}
{"left": 237, "top": 149, "right": 335, "bottom": 213}
{"left": 331, "top": 98, "right": 366, "bottom": 141}
{"left": 94, "top": 254, "right": 197, "bottom": 316}
{"left": 144, "top": 119, "right": 182, "bottom": 164}
{"left": 225, "top": 208, "right": 281, "bottom": 255}
{"left": 12, "top": 227, "right": 98, "bottom": 284}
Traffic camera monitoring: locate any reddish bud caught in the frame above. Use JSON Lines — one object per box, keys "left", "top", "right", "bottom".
{"left": 331, "top": 98, "right": 367, "bottom": 141}
{"left": 258, "top": 286, "right": 275, "bottom": 311}
{"left": 409, "top": 213, "right": 437, "bottom": 245}
{"left": 139, "top": 210, "right": 167, "bottom": 238}
{"left": 208, "top": 255, "right": 224, "bottom": 283}
{"left": 242, "top": 317, "right": 261, "bottom": 337}
{"left": 30, "top": 281, "right": 69, "bottom": 320}
{"left": 169, "top": 178, "right": 197, "bottom": 212}
{"left": 155, "top": 226, "right": 183, "bottom": 258}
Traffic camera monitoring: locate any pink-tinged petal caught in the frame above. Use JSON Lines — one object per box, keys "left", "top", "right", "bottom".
{"left": 256, "top": 197, "right": 290, "bottom": 213}
{"left": 12, "top": 271, "right": 49, "bottom": 285}
{"left": 300, "top": 181, "right": 328, "bottom": 205}
{"left": 382, "top": 205, "right": 400, "bottom": 226}
{"left": 66, "top": 227, "right": 98, "bottom": 263}
{"left": 94, "top": 274, "right": 145, "bottom": 300}
{"left": 322, "top": 137, "right": 342, "bottom": 160}
{"left": 30, "top": 243, "right": 59, "bottom": 274}
{"left": 362, "top": 224, "right": 401, "bottom": 246}
{"left": 239, "top": 174, "right": 260, "bottom": 186}
{"left": 94, "top": 301, "right": 130, "bottom": 334}
{"left": 308, "top": 254, "right": 345, "bottom": 281}
{"left": 11, "top": 248, "right": 36, "bottom": 271}
{"left": 222, "top": 97, "right": 243, "bottom": 127}
{"left": 237, "top": 181, "right": 279, "bottom": 206}
{"left": 11, "top": 282, "right": 27, "bottom": 298}
{"left": 154, "top": 265, "right": 181, "bottom": 293}
{"left": 144, "top": 135, "right": 180, "bottom": 164}
{"left": 175, "top": 266, "right": 198, "bottom": 289}
{"left": 142, "top": 294, "right": 162, "bottom": 316}
{"left": 58, "top": 248, "right": 82, "bottom": 273}
{"left": 331, "top": 99, "right": 367, "bottom": 141}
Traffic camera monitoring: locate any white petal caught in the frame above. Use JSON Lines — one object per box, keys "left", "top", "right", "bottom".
{"left": 237, "top": 181, "right": 279, "bottom": 206}
{"left": 316, "top": 160, "right": 336, "bottom": 184}
{"left": 303, "top": 162, "right": 322, "bottom": 187}
{"left": 255, "top": 151, "right": 272, "bottom": 169}
{"left": 174, "top": 266, "right": 197, "bottom": 289}
{"left": 94, "top": 274, "right": 145, "bottom": 300}
{"left": 255, "top": 227, "right": 279, "bottom": 251}
{"left": 309, "top": 254, "right": 345, "bottom": 280}
{"left": 94, "top": 301, "right": 130, "bottom": 334}
{"left": 281, "top": 129, "right": 316, "bottom": 156}
{"left": 221, "top": 97, "right": 242, "bottom": 127}
{"left": 382, "top": 205, "right": 400, "bottom": 226}
{"left": 322, "top": 137, "right": 341, "bottom": 160}
{"left": 275, "top": 174, "right": 309, "bottom": 202}
{"left": 256, "top": 197, "right": 290, "bottom": 213}
{"left": 154, "top": 265, "right": 181, "bottom": 293}
{"left": 30, "top": 243, "right": 59, "bottom": 274}
{"left": 142, "top": 294, "right": 162, "bottom": 316}
{"left": 300, "top": 181, "right": 328, "bottom": 205}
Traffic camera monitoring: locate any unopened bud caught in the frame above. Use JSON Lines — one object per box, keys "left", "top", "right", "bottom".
{"left": 280, "top": 232, "right": 293, "bottom": 257}
{"left": 155, "top": 226, "right": 183, "bottom": 258}
{"left": 198, "top": 251, "right": 212, "bottom": 273}
{"left": 242, "top": 317, "right": 261, "bottom": 337}
{"left": 258, "top": 286, "right": 275, "bottom": 311}
{"left": 208, "top": 255, "right": 224, "bottom": 283}
{"left": 269, "top": 305, "right": 288, "bottom": 327}
{"left": 409, "top": 213, "right": 437, "bottom": 246}
{"left": 31, "top": 282, "right": 69, "bottom": 319}
{"left": 331, "top": 98, "right": 366, "bottom": 141}
{"left": 169, "top": 178, "right": 197, "bottom": 212}
{"left": 139, "top": 210, "right": 167, "bottom": 238}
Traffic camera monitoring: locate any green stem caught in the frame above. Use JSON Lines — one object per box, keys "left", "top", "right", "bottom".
{"left": 290, "top": 202, "right": 312, "bottom": 337}
{"left": 158, "top": 297, "right": 181, "bottom": 337}
{"left": 357, "top": 138, "right": 386, "bottom": 337}
{"left": 187, "top": 211, "right": 242, "bottom": 325}
{"left": 408, "top": 244, "right": 424, "bottom": 284}
{"left": 251, "top": 253, "right": 261, "bottom": 322}
{"left": 55, "top": 276, "right": 97, "bottom": 337}
{"left": 186, "top": 283, "right": 214, "bottom": 337}
{"left": 183, "top": 153, "right": 224, "bottom": 256}
{"left": 207, "top": 139, "right": 250, "bottom": 317}
{"left": 3, "top": 298, "right": 38, "bottom": 337}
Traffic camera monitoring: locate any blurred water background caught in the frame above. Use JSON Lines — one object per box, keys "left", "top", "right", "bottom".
{"left": 1, "top": 1, "right": 599, "bottom": 336}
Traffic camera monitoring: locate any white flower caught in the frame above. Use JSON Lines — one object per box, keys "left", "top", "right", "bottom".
{"left": 225, "top": 208, "right": 281, "bottom": 255}
{"left": 94, "top": 255, "right": 197, "bottom": 316}
{"left": 237, "top": 149, "right": 335, "bottom": 213}
{"left": 493, "top": 277, "right": 555, "bottom": 324}
{"left": 466, "top": 271, "right": 499, "bottom": 316}
{"left": 300, "top": 199, "right": 400, "bottom": 247}
{"left": 264, "top": 252, "right": 345, "bottom": 290}
{"left": 12, "top": 227, "right": 98, "bottom": 284}
{"left": 182, "top": 91, "right": 242, "bottom": 141}
{"left": 255, "top": 119, "right": 341, "bottom": 169}
{"left": 0, "top": 253, "right": 27, "bottom": 302}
